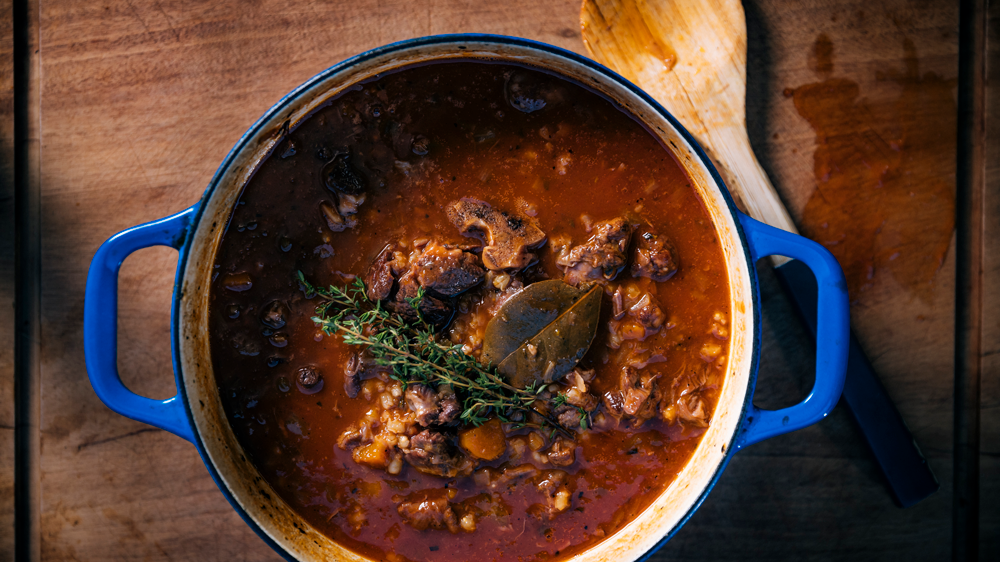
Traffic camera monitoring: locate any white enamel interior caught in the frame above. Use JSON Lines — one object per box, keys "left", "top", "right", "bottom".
{"left": 176, "top": 38, "right": 757, "bottom": 562}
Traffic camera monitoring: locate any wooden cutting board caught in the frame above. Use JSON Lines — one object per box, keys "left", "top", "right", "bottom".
{"left": 1, "top": 0, "right": 994, "bottom": 560}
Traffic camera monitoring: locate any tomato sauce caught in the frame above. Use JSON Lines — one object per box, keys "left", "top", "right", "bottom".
{"left": 209, "top": 61, "right": 731, "bottom": 562}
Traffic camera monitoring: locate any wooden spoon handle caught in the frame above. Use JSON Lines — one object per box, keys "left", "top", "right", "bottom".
{"left": 703, "top": 127, "right": 798, "bottom": 267}
{"left": 694, "top": 124, "right": 796, "bottom": 266}
{"left": 702, "top": 127, "right": 799, "bottom": 236}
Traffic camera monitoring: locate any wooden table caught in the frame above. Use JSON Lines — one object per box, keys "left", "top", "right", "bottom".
{"left": 0, "top": 0, "right": 996, "bottom": 560}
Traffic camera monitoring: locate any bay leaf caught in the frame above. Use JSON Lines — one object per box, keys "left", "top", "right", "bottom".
{"left": 497, "top": 283, "right": 602, "bottom": 388}
{"left": 480, "top": 280, "right": 585, "bottom": 366}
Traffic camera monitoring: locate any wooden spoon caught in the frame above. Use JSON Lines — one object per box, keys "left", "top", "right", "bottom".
{"left": 579, "top": 0, "right": 940, "bottom": 507}
{"left": 580, "top": 0, "right": 795, "bottom": 266}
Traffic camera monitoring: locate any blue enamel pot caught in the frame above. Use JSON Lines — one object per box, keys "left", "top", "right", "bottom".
{"left": 83, "top": 35, "right": 849, "bottom": 562}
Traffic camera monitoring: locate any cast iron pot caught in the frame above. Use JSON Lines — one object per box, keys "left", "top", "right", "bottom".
{"left": 84, "top": 35, "right": 849, "bottom": 562}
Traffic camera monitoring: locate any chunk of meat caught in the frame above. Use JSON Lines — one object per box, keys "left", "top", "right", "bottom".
{"left": 365, "top": 239, "right": 483, "bottom": 323}
{"left": 546, "top": 437, "right": 577, "bottom": 467}
{"left": 677, "top": 393, "right": 710, "bottom": 427}
{"left": 629, "top": 293, "right": 666, "bottom": 330}
{"left": 412, "top": 241, "right": 485, "bottom": 296}
{"left": 391, "top": 274, "right": 455, "bottom": 328}
{"left": 665, "top": 368, "right": 713, "bottom": 427}
{"left": 403, "top": 429, "right": 473, "bottom": 478}
{"left": 365, "top": 244, "right": 399, "bottom": 301}
{"left": 631, "top": 231, "right": 679, "bottom": 282}
{"left": 446, "top": 198, "right": 547, "bottom": 271}
{"left": 602, "top": 366, "right": 663, "bottom": 427}
{"left": 405, "top": 383, "right": 461, "bottom": 427}
{"left": 528, "top": 470, "right": 571, "bottom": 520}
{"left": 607, "top": 289, "right": 667, "bottom": 346}
{"left": 620, "top": 366, "right": 661, "bottom": 417}
{"left": 625, "top": 348, "right": 667, "bottom": 370}
{"left": 601, "top": 391, "right": 625, "bottom": 422}
{"left": 397, "top": 492, "right": 460, "bottom": 533}
{"left": 553, "top": 403, "right": 584, "bottom": 429}
{"left": 556, "top": 217, "right": 633, "bottom": 285}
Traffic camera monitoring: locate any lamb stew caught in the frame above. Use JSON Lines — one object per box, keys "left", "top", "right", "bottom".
{"left": 209, "top": 61, "right": 731, "bottom": 562}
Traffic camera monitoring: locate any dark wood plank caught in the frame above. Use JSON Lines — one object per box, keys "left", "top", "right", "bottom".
{"left": 12, "top": 0, "right": 41, "bottom": 560}
{"left": 34, "top": 0, "right": 959, "bottom": 560}
{"left": 978, "top": 0, "right": 1000, "bottom": 557}
{"left": 954, "top": 0, "right": 988, "bottom": 558}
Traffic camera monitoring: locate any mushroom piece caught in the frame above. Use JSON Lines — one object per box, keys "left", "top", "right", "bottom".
{"left": 445, "top": 197, "right": 546, "bottom": 271}
{"left": 260, "top": 300, "right": 289, "bottom": 329}
{"left": 320, "top": 201, "right": 347, "bottom": 232}
{"left": 337, "top": 192, "right": 367, "bottom": 217}
{"left": 322, "top": 152, "right": 366, "bottom": 195}
{"left": 296, "top": 366, "right": 322, "bottom": 388}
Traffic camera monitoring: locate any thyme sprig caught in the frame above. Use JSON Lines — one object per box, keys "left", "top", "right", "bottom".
{"left": 297, "top": 272, "right": 573, "bottom": 437}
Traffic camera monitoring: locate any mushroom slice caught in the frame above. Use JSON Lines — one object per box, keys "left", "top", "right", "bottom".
{"left": 445, "top": 197, "right": 546, "bottom": 271}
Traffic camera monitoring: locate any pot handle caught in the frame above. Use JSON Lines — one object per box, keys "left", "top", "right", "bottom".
{"left": 84, "top": 206, "right": 198, "bottom": 443}
{"left": 734, "top": 213, "right": 849, "bottom": 449}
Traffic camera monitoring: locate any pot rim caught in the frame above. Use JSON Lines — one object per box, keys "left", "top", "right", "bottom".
{"left": 171, "top": 33, "right": 762, "bottom": 562}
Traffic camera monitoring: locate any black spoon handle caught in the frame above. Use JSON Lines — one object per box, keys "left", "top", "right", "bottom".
{"left": 773, "top": 258, "right": 940, "bottom": 508}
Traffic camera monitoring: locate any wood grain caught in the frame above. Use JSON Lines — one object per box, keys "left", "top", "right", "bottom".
{"left": 31, "top": 0, "right": 962, "bottom": 560}
{"left": 955, "top": 0, "right": 987, "bottom": 557}
{"left": 0, "top": 0, "right": 14, "bottom": 559}
{"left": 978, "top": 0, "right": 999, "bottom": 557}
{"left": 15, "top": 0, "right": 42, "bottom": 558}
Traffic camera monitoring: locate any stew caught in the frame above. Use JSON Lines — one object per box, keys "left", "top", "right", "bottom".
{"left": 209, "top": 61, "right": 731, "bottom": 562}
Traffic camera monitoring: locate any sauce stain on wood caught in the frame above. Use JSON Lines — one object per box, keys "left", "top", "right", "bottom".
{"left": 787, "top": 34, "right": 956, "bottom": 303}
{"left": 807, "top": 33, "right": 834, "bottom": 76}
